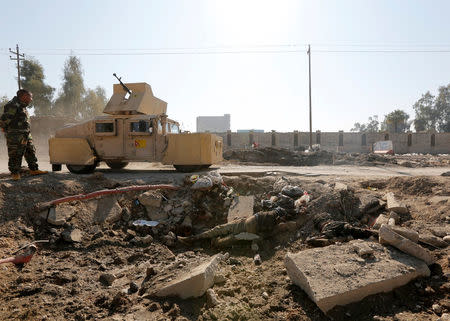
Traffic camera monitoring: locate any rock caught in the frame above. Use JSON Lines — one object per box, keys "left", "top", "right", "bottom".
{"left": 379, "top": 225, "right": 435, "bottom": 265}
{"left": 281, "top": 185, "right": 303, "bottom": 199}
{"left": 128, "top": 282, "right": 139, "bottom": 294}
{"left": 180, "top": 216, "right": 192, "bottom": 233}
{"left": 213, "top": 274, "right": 227, "bottom": 285}
{"left": 433, "top": 304, "right": 443, "bottom": 314}
{"left": 94, "top": 196, "right": 122, "bottom": 224}
{"left": 206, "top": 289, "right": 220, "bottom": 307}
{"left": 163, "top": 204, "right": 173, "bottom": 213}
{"left": 62, "top": 228, "right": 82, "bottom": 243}
{"left": 431, "top": 227, "right": 450, "bottom": 238}
{"left": 441, "top": 171, "right": 450, "bottom": 177}
{"left": 121, "top": 207, "right": 131, "bottom": 221}
{"left": 254, "top": 254, "right": 262, "bottom": 265}
{"left": 99, "top": 273, "right": 116, "bottom": 286}
{"left": 251, "top": 242, "right": 259, "bottom": 252}
{"left": 148, "top": 302, "right": 160, "bottom": 311}
{"left": 227, "top": 196, "right": 254, "bottom": 222}
{"left": 388, "top": 218, "right": 396, "bottom": 226}
{"left": 154, "top": 254, "right": 224, "bottom": 299}
{"left": 438, "top": 313, "right": 450, "bottom": 321}
{"left": 372, "top": 214, "right": 389, "bottom": 230}
{"left": 206, "top": 171, "right": 223, "bottom": 185}
{"left": 45, "top": 205, "right": 76, "bottom": 226}
{"left": 167, "top": 303, "right": 180, "bottom": 318}
{"left": 444, "top": 236, "right": 450, "bottom": 244}
{"left": 138, "top": 191, "right": 162, "bottom": 208}
{"left": 146, "top": 266, "right": 157, "bottom": 277}
{"left": 285, "top": 239, "right": 430, "bottom": 313}
{"left": 262, "top": 291, "right": 269, "bottom": 300}
{"left": 191, "top": 177, "right": 213, "bottom": 190}
{"left": 419, "top": 234, "right": 448, "bottom": 248}
{"left": 385, "top": 192, "right": 408, "bottom": 214}
{"left": 163, "top": 232, "right": 176, "bottom": 247}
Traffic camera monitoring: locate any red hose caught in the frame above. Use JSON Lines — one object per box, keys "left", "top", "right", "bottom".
{"left": 35, "top": 184, "right": 180, "bottom": 212}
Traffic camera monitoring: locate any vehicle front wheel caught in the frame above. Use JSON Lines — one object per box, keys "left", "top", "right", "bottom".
{"left": 66, "top": 164, "right": 97, "bottom": 174}
{"left": 105, "top": 161, "right": 129, "bottom": 170}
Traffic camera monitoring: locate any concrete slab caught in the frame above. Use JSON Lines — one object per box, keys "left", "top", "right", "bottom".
{"left": 285, "top": 239, "right": 430, "bottom": 313}
{"left": 44, "top": 204, "right": 76, "bottom": 226}
{"left": 386, "top": 192, "right": 408, "bottom": 214}
{"left": 227, "top": 196, "right": 254, "bottom": 222}
{"left": 154, "top": 254, "right": 224, "bottom": 299}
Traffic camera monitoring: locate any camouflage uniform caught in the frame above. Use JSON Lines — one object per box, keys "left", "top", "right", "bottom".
{"left": 0, "top": 97, "right": 38, "bottom": 174}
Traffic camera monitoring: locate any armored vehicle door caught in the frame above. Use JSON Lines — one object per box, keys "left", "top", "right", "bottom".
{"left": 124, "top": 118, "right": 156, "bottom": 161}
{"left": 94, "top": 119, "right": 124, "bottom": 159}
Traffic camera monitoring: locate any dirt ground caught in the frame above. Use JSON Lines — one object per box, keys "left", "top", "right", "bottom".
{"left": 0, "top": 161, "right": 448, "bottom": 321}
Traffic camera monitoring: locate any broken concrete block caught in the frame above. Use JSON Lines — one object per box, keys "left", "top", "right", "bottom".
{"left": 234, "top": 232, "right": 260, "bottom": 241}
{"left": 94, "top": 196, "right": 122, "bottom": 224}
{"left": 419, "top": 234, "right": 448, "bottom": 248}
{"left": 285, "top": 240, "right": 430, "bottom": 313}
{"left": 62, "top": 228, "right": 82, "bottom": 243}
{"left": 139, "top": 191, "right": 162, "bottom": 208}
{"left": 45, "top": 204, "right": 76, "bottom": 226}
{"left": 372, "top": 214, "right": 389, "bottom": 230}
{"left": 227, "top": 196, "right": 254, "bottom": 222}
{"left": 206, "top": 288, "right": 220, "bottom": 307}
{"left": 155, "top": 254, "right": 223, "bottom": 299}
{"left": 430, "top": 227, "right": 450, "bottom": 238}
{"left": 359, "top": 195, "right": 380, "bottom": 214}
{"left": 379, "top": 225, "right": 434, "bottom": 265}
{"left": 387, "top": 226, "right": 419, "bottom": 243}
{"left": 385, "top": 192, "right": 408, "bottom": 214}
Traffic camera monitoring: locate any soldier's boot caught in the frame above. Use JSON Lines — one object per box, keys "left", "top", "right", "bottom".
{"left": 11, "top": 173, "right": 21, "bottom": 181}
{"left": 29, "top": 170, "right": 48, "bottom": 176}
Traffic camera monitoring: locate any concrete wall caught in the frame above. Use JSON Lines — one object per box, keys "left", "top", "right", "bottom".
{"left": 196, "top": 114, "right": 230, "bottom": 133}
{"left": 218, "top": 130, "right": 450, "bottom": 154}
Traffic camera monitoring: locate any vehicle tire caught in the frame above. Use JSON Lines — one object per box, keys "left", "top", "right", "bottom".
{"left": 66, "top": 164, "right": 97, "bottom": 174}
{"left": 199, "top": 165, "right": 211, "bottom": 170}
{"left": 52, "top": 164, "right": 62, "bottom": 172}
{"left": 105, "top": 161, "right": 129, "bottom": 170}
{"left": 173, "top": 165, "right": 203, "bottom": 173}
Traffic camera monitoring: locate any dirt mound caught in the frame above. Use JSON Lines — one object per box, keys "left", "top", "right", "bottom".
{"left": 387, "top": 177, "right": 439, "bottom": 196}
{"left": 223, "top": 147, "right": 334, "bottom": 166}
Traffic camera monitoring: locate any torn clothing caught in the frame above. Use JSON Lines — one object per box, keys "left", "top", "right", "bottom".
{"left": 181, "top": 211, "right": 279, "bottom": 242}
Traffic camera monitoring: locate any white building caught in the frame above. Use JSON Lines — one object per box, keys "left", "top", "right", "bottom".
{"left": 196, "top": 114, "right": 230, "bottom": 132}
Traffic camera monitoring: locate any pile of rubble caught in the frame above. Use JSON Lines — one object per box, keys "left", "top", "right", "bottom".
{"left": 0, "top": 171, "right": 448, "bottom": 320}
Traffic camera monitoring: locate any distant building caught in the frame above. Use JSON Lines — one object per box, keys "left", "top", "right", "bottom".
{"left": 237, "top": 129, "right": 264, "bottom": 133}
{"left": 196, "top": 114, "right": 230, "bottom": 132}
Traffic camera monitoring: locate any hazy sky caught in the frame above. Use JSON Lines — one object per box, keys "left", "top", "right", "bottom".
{"left": 1, "top": 0, "right": 450, "bottom": 132}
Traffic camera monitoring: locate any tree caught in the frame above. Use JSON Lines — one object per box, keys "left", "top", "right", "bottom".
{"left": 20, "top": 58, "right": 54, "bottom": 115}
{"left": 412, "top": 91, "right": 437, "bottom": 132}
{"left": 435, "top": 85, "right": 450, "bottom": 132}
{"left": 81, "top": 86, "right": 108, "bottom": 118}
{"left": 351, "top": 115, "right": 380, "bottom": 132}
{"left": 382, "top": 109, "right": 411, "bottom": 133}
{"left": 54, "top": 56, "right": 85, "bottom": 118}
{"left": 0, "top": 95, "right": 9, "bottom": 115}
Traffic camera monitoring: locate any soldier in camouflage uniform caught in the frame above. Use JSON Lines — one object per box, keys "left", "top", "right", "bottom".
{"left": 0, "top": 89, "right": 47, "bottom": 180}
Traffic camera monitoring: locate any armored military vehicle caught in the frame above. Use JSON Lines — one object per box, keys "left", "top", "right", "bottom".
{"left": 49, "top": 75, "right": 222, "bottom": 173}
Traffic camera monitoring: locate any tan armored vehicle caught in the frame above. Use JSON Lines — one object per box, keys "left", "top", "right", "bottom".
{"left": 49, "top": 76, "right": 223, "bottom": 173}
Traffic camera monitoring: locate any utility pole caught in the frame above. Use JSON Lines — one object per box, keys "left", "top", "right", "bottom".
{"left": 307, "top": 44, "right": 312, "bottom": 149}
{"left": 9, "top": 44, "right": 25, "bottom": 90}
